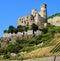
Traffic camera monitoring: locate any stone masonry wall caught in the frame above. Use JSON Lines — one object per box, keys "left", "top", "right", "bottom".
{"left": 3, "top": 30, "right": 42, "bottom": 38}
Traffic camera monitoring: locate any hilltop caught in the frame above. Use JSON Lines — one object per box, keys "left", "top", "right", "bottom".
{"left": 48, "top": 13, "right": 60, "bottom": 19}
{"left": 48, "top": 13, "right": 60, "bottom": 26}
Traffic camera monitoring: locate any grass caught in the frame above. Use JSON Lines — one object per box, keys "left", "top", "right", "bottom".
{"left": 50, "top": 42, "right": 60, "bottom": 53}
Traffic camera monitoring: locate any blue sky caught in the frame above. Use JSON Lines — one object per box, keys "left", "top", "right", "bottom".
{"left": 0, "top": 0, "right": 60, "bottom": 37}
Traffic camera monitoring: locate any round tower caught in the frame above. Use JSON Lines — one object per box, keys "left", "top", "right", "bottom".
{"left": 40, "top": 4, "right": 47, "bottom": 22}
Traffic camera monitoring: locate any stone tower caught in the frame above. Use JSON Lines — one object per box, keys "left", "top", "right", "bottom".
{"left": 39, "top": 4, "right": 47, "bottom": 22}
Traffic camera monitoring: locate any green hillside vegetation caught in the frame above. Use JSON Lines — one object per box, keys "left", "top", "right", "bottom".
{"left": 0, "top": 24, "right": 60, "bottom": 59}
{"left": 48, "top": 13, "right": 60, "bottom": 19}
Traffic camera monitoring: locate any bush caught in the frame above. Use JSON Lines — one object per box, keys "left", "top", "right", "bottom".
{"left": 4, "top": 30, "right": 8, "bottom": 33}
{"left": 6, "top": 44, "right": 21, "bottom": 53}
{"left": 31, "top": 23, "right": 38, "bottom": 31}
{"left": 3, "top": 54, "right": 10, "bottom": 59}
{"left": 17, "top": 25, "right": 24, "bottom": 32}
{"left": 0, "top": 49, "right": 8, "bottom": 55}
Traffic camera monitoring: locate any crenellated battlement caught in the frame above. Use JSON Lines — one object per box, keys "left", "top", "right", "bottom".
{"left": 3, "top": 30, "right": 42, "bottom": 38}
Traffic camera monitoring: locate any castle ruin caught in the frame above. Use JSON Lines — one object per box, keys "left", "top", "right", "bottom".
{"left": 18, "top": 4, "right": 47, "bottom": 28}
{"left": 3, "top": 4, "right": 47, "bottom": 38}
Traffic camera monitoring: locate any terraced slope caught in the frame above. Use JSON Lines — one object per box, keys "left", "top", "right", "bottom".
{"left": 19, "top": 34, "right": 60, "bottom": 59}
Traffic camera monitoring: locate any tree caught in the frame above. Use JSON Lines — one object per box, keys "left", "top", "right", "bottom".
{"left": 9, "top": 26, "right": 14, "bottom": 30}
{"left": 40, "top": 28, "right": 47, "bottom": 34}
{"left": 4, "top": 30, "right": 8, "bottom": 33}
{"left": 17, "top": 25, "right": 24, "bottom": 32}
{"left": 23, "top": 26, "right": 29, "bottom": 31}
{"left": 8, "top": 26, "right": 15, "bottom": 33}
{"left": 3, "top": 54, "right": 10, "bottom": 59}
{"left": 31, "top": 23, "right": 38, "bottom": 31}
{"left": 14, "top": 28, "right": 18, "bottom": 34}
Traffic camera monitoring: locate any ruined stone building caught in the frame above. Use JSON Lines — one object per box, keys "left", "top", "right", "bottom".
{"left": 18, "top": 4, "right": 47, "bottom": 28}
{"left": 3, "top": 4, "right": 47, "bottom": 38}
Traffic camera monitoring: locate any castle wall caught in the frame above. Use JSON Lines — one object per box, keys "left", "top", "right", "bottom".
{"left": 3, "top": 30, "right": 42, "bottom": 38}
{"left": 34, "top": 30, "right": 42, "bottom": 36}
{"left": 18, "top": 15, "right": 34, "bottom": 26}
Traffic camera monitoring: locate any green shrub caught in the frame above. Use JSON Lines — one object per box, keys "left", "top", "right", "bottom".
{"left": 6, "top": 44, "right": 22, "bottom": 53}
{"left": 30, "top": 23, "right": 38, "bottom": 31}
{"left": 3, "top": 54, "right": 10, "bottom": 59}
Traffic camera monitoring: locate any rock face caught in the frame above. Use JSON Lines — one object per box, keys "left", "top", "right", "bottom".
{"left": 0, "top": 37, "right": 17, "bottom": 49}
{"left": 48, "top": 16, "right": 60, "bottom": 26}
{"left": 18, "top": 4, "right": 47, "bottom": 28}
